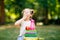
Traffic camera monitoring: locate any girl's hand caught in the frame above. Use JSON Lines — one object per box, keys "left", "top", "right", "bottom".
{"left": 22, "top": 14, "right": 30, "bottom": 20}
{"left": 22, "top": 15, "right": 27, "bottom": 20}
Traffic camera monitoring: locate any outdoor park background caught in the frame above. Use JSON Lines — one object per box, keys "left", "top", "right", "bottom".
{"left": 0, "top": 0, "right": 60, "bottom": 40}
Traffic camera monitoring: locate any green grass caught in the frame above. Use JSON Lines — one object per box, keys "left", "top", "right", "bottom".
{"left": 0, "top": 28, "right": 19, "bottom": 40}
{"left": 0, "top": 25, "right": 60, "bottom": 40}
{"left": 36, "top": 25, "right": 60, "bottom": 40}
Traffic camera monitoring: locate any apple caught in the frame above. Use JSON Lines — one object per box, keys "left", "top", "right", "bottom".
{"left": 26, "top": 26, "right": 30, "bottom": 30}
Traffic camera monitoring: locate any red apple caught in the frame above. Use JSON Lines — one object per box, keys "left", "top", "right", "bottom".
{"left": 26, "top": 26, "right": 30, "bottom": 30}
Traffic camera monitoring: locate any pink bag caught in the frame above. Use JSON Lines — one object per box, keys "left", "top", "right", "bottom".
{"left": 30, "top": 19, "right": 35, "bottom": 30}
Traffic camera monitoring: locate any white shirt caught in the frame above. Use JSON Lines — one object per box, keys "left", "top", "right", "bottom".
{"left": 19, "top": 20, "right": 31, "bottom": 36}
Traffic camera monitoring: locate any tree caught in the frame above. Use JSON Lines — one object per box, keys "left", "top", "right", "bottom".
{"left": 0, "top": 0, "right": 5, "bottom": 25}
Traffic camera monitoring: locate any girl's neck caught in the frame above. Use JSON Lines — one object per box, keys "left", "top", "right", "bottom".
{"left": 24, "top": 18, "right": 30, "bottom": 21}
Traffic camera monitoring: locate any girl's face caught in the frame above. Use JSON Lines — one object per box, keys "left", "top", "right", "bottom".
{"left": 23, "top": 9, "right": 33, "bottom": 18}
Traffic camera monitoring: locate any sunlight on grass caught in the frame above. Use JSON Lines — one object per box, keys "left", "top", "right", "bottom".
{"left": 0, "top": 27, "right": 6, "bottom": 30}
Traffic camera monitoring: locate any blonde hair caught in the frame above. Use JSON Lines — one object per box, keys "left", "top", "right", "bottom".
{"left": 22, "top": 8, "right": 34, "bottom": 14}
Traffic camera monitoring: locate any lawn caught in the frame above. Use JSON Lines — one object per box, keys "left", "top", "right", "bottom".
{"left": 0, "top": 24, "right": 60, "bottom": 40}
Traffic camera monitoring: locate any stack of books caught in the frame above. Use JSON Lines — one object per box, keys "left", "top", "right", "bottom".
{"left": 24, "top": 30, "right": 39, "bottom": 40}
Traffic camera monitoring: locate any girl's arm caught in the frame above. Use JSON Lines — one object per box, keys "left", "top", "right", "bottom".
{"left": 14, "top": 18, "right": 24, "bottom": 26}
{"left": 15, "top": 14, "right": 27, "bottom": 26}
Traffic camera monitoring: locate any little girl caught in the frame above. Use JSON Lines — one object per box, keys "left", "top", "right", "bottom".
{"left": 15, "top": 8, "right": 36, "bottom": 40}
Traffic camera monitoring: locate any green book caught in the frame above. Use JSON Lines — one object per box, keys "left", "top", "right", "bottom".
{"left": 25, "top": 30, "right": 37, "bottom": 37}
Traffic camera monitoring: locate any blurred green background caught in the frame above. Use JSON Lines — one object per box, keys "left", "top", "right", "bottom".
{"left": 0, "top": 0, "right": 60, "bottom": 25}
{"left": 0, "top": 0, "right": 60, "bottom": 40}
